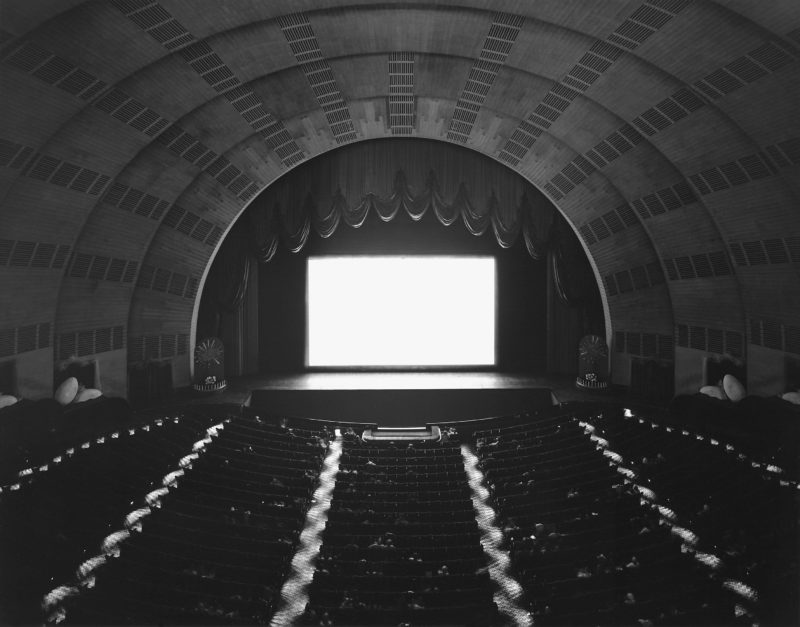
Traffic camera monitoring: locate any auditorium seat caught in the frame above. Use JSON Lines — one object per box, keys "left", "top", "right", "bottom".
{"left": 6, "top": 405, "right": 796, "bottom": 626}
{"left": 0, "top": 412, "right": 218, "bottom": 625}
{"left": 472, "top": 414, "right": 742, "bottom": 625}
{"left": 61, "top": 416, "right": 328, "bottom": 625}
{"left": 305, "top": 437, "right": 500, "bottom": 625}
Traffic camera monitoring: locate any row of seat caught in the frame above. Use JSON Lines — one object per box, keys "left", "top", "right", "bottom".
{"left": 472, "top": 414, "right": 741, "bottom": 625}
{"left": 63, "top": 415, "right": 329, "bottom": 625}
{"left": 0, "top": 412, "right": 219, "bottom": 625}
{"left": 304, "top": 438, "right": 500, "bottom": 625}
{"left": 586, "top": 409, "right": 798, "bottom": 626}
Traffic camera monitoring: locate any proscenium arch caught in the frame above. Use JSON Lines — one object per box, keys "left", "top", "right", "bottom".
{"left": 186, "top": 135, "right": 616, "bottom": 380}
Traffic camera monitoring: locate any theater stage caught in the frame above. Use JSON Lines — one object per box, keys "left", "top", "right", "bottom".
{"left": 231, "top": 372, "right": 577, "bottom": 427}
{"left": 161, "top": 372, "right": 622, "bottom": 426}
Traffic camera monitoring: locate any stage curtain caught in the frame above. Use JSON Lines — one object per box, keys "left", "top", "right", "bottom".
{"left": 198, "top": 229, "right": 252, "bottom": 338}
{"left": 550, "top": 220, "right": 595, "bottom": 308}
{"left": 247, "top": 139, "right": 557, "bottom": 261}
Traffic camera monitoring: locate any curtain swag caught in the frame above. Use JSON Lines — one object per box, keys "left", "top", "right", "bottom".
{"left": 249, "top": 169, "right": 554, "bottom": 263}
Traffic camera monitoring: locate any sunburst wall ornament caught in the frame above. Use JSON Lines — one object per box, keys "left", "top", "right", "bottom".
{"left": 576, "top": 334, "right": 609, "bottom": 391}
{"left": 193, "top": 337, "right": 227, "bottom": 393}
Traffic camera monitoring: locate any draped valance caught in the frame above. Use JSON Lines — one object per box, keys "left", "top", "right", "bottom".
{"left": 245, "top": 139, "right": 555, "bottom": 262}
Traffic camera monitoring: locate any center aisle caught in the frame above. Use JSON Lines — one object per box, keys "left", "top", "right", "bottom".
{"left": 303, "top": 429, "right": 501, "bottom": 625}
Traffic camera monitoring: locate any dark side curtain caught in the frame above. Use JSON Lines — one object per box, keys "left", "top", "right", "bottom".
{"left": 198, "top": 231, "right": 251, "bottom": 338}
{"left": 550, "top": 220, "right": 594, "bottom": 308}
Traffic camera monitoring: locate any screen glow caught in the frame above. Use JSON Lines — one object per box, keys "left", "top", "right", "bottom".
{"left": 307, "top": 256, "right": 495, "bottom": 367}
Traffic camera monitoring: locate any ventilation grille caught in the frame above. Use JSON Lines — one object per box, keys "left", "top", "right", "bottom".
{"left": 57, "top": 325, "right": 124, "bottom": 360}
{"left": 111, "top": 0, "right": 194, "bottom": 50}
{"left": 0, "top": 239, "right": 70, "bottom": 270}
{"left": 730, "top": 237, "right": 799, "bottom": 266}
{"left": 0, "top": 137, "right": 112, "bottom": 196}
{"left": 607, "top": 0, "right": 688, "bottom": 49}
{"left": 127, "top": 332, "right": 188, "bottom": 363}
{"left": 603, "top": 259, "right": 667, "bottom": 298}
{"left": 113, "top": 1, "right": 298, "bottom": 175}
{"left": 94, "top": 86, "right": 171, "bottom": 136}
{"left": 103, "top": 181, "right": 170, "bottom": 220}
{"left": 0, "top": 322, "right": 51, "bottom": 358}
{"left": 631, "top": 86, "right": 705, "bottom": 136}
{"left": 662, "top": 250, "right": 732, "bottom": 281}
{"left": 693, "top": 39, "right": 797, "bottom": 102}
{"left": 688, "top": 151, "right": 776, "bottom": 196}
{"left": 181, "top": 41, "right": 305, "bottom": 168}
{"left": 498, "top": 0, "right": 688, "bottom": 166}
{"left": 177, "top": 40, "right": 236, "bottom": 92}
{"left": 224, "top": 85, "right": 305, "bottom": 169}
{"left": 1, "top": 40, "right": 175, "bottom": 138}
{"left": 676, "top": 324, "right": 744, "bottom": 357}
{"left": 2, "top": 40, "right": 108, "bottom": 101}
{"left": 629, "top": 180, "right": 695, "bottom": 222}
{"left": 543, "top": 124, "right": 644, "bottom": 199}
{"left": 580, "top": 183, "right": 692, "bottom": 245}
{"left": 614, "top": 331, "right": 674, "bottom": 360}
{"left": 763, "top": 137, "right": 800, "bottom": 169}
{"left": 135, "top": 264, "right": 199, "bottom": 300}
{"left": 153, "top": 124, "right": 261, "bottom": 203}
{"left": 447, "top": 12, "right": 523, "bottom": 143}
{"left": 160, "top": 205, "right": 225, "bottom": 246}
{"left": 387, "top": 52, "right": 416, "bottom": 135}
{"left": 278, "top": 13, "right": 357, "bottom": 144}
{"left": 750, "top": 319, "right": 800, "bottom": 354}
{"left": 68, "top": 252, "right": 138, "bottom": 283}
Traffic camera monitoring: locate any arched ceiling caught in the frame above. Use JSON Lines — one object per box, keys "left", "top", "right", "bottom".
{"left": 0, "top": 0, "right": 798, "bottom": 396}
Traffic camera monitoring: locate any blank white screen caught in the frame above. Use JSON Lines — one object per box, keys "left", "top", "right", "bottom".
{"left": 307, "top": 256, "right": 495, "bottom": 367}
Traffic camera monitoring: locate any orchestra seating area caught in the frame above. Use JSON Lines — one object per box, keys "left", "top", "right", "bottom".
{"left": 473, "top": 408, "right": 798, "bottom": 626}
{"left": 588, "top": 408, "right": 798, "bottom": 626}
{"left": 62, "top": 417, "right": 329, "bottom": 625}
{"left": 475, "top": 416, "right": 722, "bottom": 624}
{"left": 302, "top": 430, "right": 499, "bottom": 625}
{"left": 0, "top": 410, "right": 220, "bottom": 625}
{"left": 0, "top": 399, "right": 797, "bottom": 626}
{"left": 0, "top": 396, "right": 132, "bottom": 485}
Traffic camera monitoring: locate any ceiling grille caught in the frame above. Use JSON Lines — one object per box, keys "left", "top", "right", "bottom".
{"left": 388, "top": 52, "right": 416, "bottom": 135}
{"left": 68, "top": 252, "right": 139, "bottom": 283}
{"left": 0, "top": 239, "right": 70, "bottom": 269}
{"left": 580, "top": 203, "right": 644, "bottom": 247}
{"left": 0, "top": 321, "right": 51, "bottom": 357}
{"left": 127, "top": 332, "right": 188, "bottom": 363}
{"left": 498, "top": 0, "right": 686, "bottom": 165}
{"left": 112, "top": 1, "right": 300, "bottom": 173}
{"left": 154, "top": 123, "right": 261, "bottom": 201}
{"left": 693, "top": 39, "right": 797, "bottom": 101}
{"left": 279, "top": 12, "right": 357, "bottom": 144}
{"left": 0, "top": 137, "right": 111, "bottom": 197}
{"left": 662, "top": 250, "right": 731, "bottom": 280}
{"left": 103, "top": 181, "right": 163, "bottom": 220}
{"left": 603, "top": 261, "right": 667, "bottom": 299}
{"left": 2, "top": 40, "right": 107, "bottom": 100}
{"left": 134, "top": 264, "right": 199, "bottom": 300}
{"left": 730, "top": 237, "right": 797, "bottom": 266}
{"left": 57, "top": 326, "right": 124, "bottom": 360}
{"left": 677, "top": 324, "right": 756, "bottom": 357}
